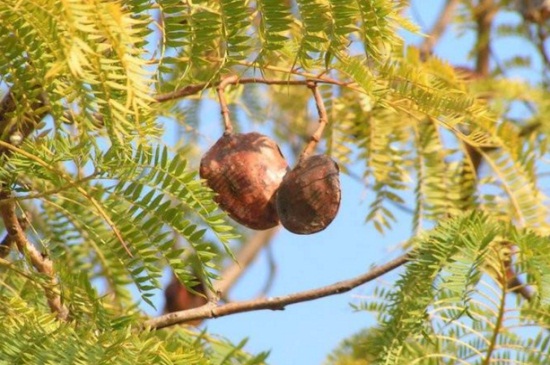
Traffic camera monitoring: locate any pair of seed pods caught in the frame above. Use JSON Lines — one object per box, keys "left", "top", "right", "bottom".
{"left": 200, "top": 132, "right": 341, "bottom": 234}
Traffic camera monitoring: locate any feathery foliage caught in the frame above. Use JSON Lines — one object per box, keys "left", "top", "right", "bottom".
{"left": 349, "top": 212, "right": 550, "bottom": 364}
{"left": 0, "top": 280, "right": 268, "bottom": 364}
{"left": 1, "top": 0, "right": 550, "bottom": 363}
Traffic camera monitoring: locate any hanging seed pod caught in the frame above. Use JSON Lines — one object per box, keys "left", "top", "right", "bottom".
{"left": 164, "top": 273, "right": 207, "bottom": 326}
{"left": 200, "top": 132, "right": 289, "bottom": 230}
{"left": 276, "top": 155, "right": 341, "bottom": 234}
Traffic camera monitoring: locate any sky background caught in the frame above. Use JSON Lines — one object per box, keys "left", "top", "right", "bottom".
{"left": 147, "top": 1, "right": 541, "bottom": 364}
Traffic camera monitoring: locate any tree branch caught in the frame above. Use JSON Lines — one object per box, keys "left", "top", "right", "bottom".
{"left": 257, "top": 243, "right": 277, "bottom": 298}
{"left": 0, "top": 195, "right": 68, "bottom": 320}
{"left": 535, "top": 24, "right": 550, "bottom": 71}
{"left": 154, "top": 77, "right": 348, "bottom": 103}
{"left": 145, "top": 253, "right": 410, "bottom": 330}
{"left": 474, "top": 0, "right": 497, "bottom": 76}
{"left": 419, "top": 0, "right": 460, "bottom": 57}
{"left": 0, "top": 216, "right": 28, "bottom": 258}
{"left": 216, "top": 227, "right": 280, "bottom": 298}
{"left": 471, "top": 0, "right": 533, "bottom": 302}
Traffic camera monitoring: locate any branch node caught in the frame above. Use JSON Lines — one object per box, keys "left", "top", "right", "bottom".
{"left": 210, "top": 303, "right": 219, "bottom": 318}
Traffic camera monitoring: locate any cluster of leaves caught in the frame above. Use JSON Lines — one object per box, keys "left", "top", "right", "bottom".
{"left": 0, "top": 0, "right": 251, "bottom": 360}
{"left": 330, "top": 212, "right": 550, "bottom": 364}
{"left": 322, "top": 2, "right": 550, "bottom": 362}
{"left": 0, "top": 269, "right": 268, "bottom": 364}
{"left": 158, "top": 0, "right": 550, "bottom": 235}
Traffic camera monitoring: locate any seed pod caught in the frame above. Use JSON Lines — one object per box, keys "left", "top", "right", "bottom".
{"left": 276, "top": 155, "right": 341, "bottom": 234}
{"left": 164, "top": 273, "right": 207, "bottom": 326}
{"left": 200, "top": 132, "right": 288, "bottom": 230}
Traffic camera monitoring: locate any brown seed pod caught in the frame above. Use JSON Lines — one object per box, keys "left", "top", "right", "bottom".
{"left": 276, "top": 155, "right": 341, "bottom": 234}
{"left": 164, "top": 273, "right": 207, "bottom": 326}
{"left": 200, "top": 132, "right": 289, "bottom": 230}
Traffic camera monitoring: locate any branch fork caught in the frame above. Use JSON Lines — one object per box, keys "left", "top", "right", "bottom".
{"left": 214, "top": 76, "right": 329, "bottom": 158}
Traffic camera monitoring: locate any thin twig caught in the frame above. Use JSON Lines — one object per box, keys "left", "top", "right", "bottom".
{"left": 0, "top": 173, "right": 100, "bottom": 203}
{"left": 144, "top": 253, "right": 410, "bottom": 330}
{"left": 472, "top": 0, "right": 532, "bottom": 302}
{"left": 216, "top": 227, "right": 279, "bottom": 298}
{"left": 506, "top": 267, "right": 534, "bottom": 300}
{"left": 0, "top": 196, "right": 68, "bottom": 320}
{"left": 299, "top": 82, "right": 328, "bottom": 160}
{"left": 536, "top": 25, "right": 550, "bottom": 70}
{"left": 0, "top": 140, "right": 132, "bottom": 257}
{"left": 419, "top": 0, "right": 460, "bottom": 57}
{"left": 474, "top": 0, "right": 497, "bottom": 76}
{"left": 257, "top": 243, "right": 277, "bottom": 298}
{"left": 162, "top": 76, "right": 334, "bottom": 142}
{"left": 155, "top": 77, "right": 347, "bottom": 104}
{"left": 216, "top": 75, "right": 239, "bottom": 135}
{"left": 500, "top": 242, "right": 534, "bottom": 301}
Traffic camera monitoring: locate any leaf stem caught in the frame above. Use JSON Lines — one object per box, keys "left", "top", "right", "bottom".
{"left": 482, "top": 249, "right": 508, "bottom": 365}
